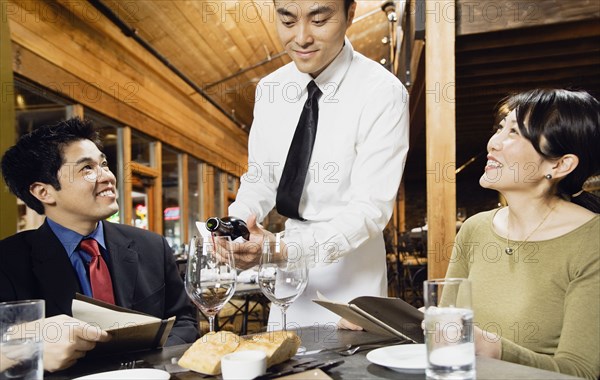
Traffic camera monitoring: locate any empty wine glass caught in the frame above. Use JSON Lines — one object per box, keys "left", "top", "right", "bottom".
{"left": 257, "top": 231, "right": 308, "bottom": 331}
{"left": 185, "top": 235, "right": 237, "bottom": 332}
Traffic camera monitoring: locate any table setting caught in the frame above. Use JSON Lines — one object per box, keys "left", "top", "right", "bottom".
{"left": 37, "top": 231, "right": 581, "bottom": 380}
{"left": 44, "top": 323, "right": 580, "bottom": 380}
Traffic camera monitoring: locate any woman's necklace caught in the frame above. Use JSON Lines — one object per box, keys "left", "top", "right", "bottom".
{"left": 504, "top": 203, "right": 557, "bottom": 255}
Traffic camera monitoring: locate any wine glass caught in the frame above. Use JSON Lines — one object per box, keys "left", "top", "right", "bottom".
{"left": 184, "top": 235, "right": 237, "bottom": 332}
{"left": 257, "top": 231, "right": 308, "bottom": 331}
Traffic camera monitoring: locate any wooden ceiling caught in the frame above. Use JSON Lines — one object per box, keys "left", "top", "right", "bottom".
{"left": 99, "top": 0, "right": 600, "bottom": 183}
{"left": 101, "top": 0, "right": 391, "bottom": 130}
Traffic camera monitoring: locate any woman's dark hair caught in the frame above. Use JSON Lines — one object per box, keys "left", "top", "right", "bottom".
{"left": 495, "top": 89, "right": 600, "bottom": 212}
{"left": 1, "top": 118, "right": 101, "bottom": 214}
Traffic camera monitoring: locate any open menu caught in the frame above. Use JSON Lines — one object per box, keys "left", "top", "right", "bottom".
{"left": 72, "top": 294, "right": 175, "bottom": 355}
{"left": 313, "top": 292, "right": 424, "bottom": 343}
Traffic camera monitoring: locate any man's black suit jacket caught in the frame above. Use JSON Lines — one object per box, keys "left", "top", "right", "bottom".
{"left": 0, "top": 220, "right": 198, "bottom": 345}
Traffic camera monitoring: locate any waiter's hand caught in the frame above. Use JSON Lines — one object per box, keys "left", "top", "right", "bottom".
{"left": 229, "top": 215, "right": 275, "bottom": 270}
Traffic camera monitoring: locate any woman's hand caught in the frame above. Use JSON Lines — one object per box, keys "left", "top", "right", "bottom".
{"left": 473, "top": 325, "right": 501, "bottom": 359}
{"left": 337, "top": 318, "right": 364, "bottom": 331}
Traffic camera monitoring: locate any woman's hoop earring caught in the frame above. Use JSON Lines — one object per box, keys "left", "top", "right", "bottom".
{"left": 545, "top": 174, "right": 553, "bottom": 180}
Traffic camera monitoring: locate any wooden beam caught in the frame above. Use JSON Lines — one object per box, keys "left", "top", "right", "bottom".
{"left": 457, "top": 19, "right": 600, "bottom": 51}
{"left": 426, "top": 0, "right": 456, "bottom": 280}
{"left": 458, "top": 53, "right": 599, "bottom": 77}
{"left": 457, "top": 38, "right": 599, "bottom": 66}
{"left": 11, "top": 43, "right": 244, "bottom": 176}
{"left": 457, "top": 0, "right": 600, "bottom": 35}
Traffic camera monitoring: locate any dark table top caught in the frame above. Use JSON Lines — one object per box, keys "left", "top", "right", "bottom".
{"left": 48, "top": 326, "right": 580, "bottom": 380}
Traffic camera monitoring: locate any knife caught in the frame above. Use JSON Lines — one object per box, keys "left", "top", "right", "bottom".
{"left": 256, "top": 359, "right": 345, "bottom": 379}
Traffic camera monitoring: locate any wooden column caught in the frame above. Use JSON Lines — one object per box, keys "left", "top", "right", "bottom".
{"left": 180, "top": 154, "right": 189, "bottom": 244}
{"left": 398, "top": 182, "right": 406, "bottom": 233}
{"left": 151, "top": 141, "right": 163, "bottom": 234}
{"left": 0, "top": 2, "right": 16, "bottom": 239}
{"left": 121, "top": 127, "right": 132, "bottom": 226}
{"left": 425, "top": 0, "right": 456, "bottom": 279}
{"left": 200, "top": 163, "right": 215, "bottom": 220}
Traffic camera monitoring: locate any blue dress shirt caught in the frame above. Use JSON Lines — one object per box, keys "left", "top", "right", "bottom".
{"left": 46, "top": 218, "right": 110, "bottom": 298}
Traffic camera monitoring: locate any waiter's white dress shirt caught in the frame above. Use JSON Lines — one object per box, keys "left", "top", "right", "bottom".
{"left": 229, "top": 38, "right": 409, "bottom": 328}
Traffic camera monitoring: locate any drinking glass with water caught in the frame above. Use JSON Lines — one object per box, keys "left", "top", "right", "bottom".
{"left": 0, "top": 300, "right": 45, "bottom": 380}
{"left": 424, "top": 278, "right": 475, "bottom": 380}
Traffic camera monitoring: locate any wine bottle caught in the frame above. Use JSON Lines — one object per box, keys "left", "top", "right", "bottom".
{"left": 205, "top": 216, "right": 250, "bottom": 242}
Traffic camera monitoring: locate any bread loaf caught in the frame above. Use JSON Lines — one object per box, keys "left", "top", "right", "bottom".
{"left": 178, "top": 330, "right": 301, "bottom": 375}
{"left": 178, "top": 331, "right": 240, "bottom": 375}
{"left": 237, "top": 331, "right": 301, "bottom": 367}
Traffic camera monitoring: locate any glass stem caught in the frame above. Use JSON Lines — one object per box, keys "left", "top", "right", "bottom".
{"left": 281, "top": 308, "right": 287, "bottom": 332}
{"left": 208, "top": 316, "right": 215, "bottom": 332}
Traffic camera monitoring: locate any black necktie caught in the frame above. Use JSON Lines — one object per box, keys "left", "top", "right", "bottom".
{"left": 276, "top": 80, "right": 322, "bottom": 221}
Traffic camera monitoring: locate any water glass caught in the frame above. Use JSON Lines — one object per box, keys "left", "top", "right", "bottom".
{"left": 424, "top": 278, "right": 475, "bottom": 380}
{"left": 258, "top": 231, "right": 308, "bottom": 331}
{"left": 0, "top": 300, "right": 45, "bottom": 380}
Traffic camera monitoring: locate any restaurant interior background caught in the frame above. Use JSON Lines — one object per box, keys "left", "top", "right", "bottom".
{"left": 1, "top": 0, "right": 599, "bottom": 292}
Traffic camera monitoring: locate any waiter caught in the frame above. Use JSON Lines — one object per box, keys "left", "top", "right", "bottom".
{"left": 228, "top": 0, "right": 409, "bottom": 328}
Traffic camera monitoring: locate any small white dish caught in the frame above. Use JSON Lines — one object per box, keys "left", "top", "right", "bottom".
{"left": 221, "top": 350, "right": 267, "bottom": 380}
{"left": 72, "top": 368, "right": 170, "bottom": 380}
{"left": 366, "top": 344, "right": 427, "bottom": 373}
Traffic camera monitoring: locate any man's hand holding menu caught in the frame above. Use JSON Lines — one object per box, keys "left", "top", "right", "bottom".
{"left": 72, "top": 295, "right": 175, "bottom": 355}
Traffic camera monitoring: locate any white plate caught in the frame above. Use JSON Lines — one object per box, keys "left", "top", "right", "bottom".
{"left": 72, "top": 368, "right": 170, "bottom": 380}
{"left": 366, "top": 344, "right": 427, "bottom": 373}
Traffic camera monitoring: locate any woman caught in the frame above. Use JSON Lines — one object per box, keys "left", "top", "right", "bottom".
{"left": 446, "top": 89, "right": 599, "bottom": 379}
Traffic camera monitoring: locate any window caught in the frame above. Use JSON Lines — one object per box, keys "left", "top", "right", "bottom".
{"left": 187, "top": 156, "right": 203, "bottom": 240}
{"left": 162, "top": 145, "right": 182, "bottom": 254}
{"left": 13, "top": 81, "right": 71, "bottom": 231}
{"left": 86, "top": 109, "right": 123, "bottom": 223}
{"left": 131, "top": 130, "right": 153, "bottom": 166}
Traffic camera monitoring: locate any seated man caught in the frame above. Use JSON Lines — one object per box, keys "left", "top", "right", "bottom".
{"left": 0, "top": 118, "right": 198, "bottom": 371}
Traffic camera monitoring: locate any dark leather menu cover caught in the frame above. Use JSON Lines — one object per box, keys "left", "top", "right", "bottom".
{"left": 313, "top": 295, "right": 424, "bottom": 343}
{"left": 73, "top": 294, "right": 175, "bottom": 355}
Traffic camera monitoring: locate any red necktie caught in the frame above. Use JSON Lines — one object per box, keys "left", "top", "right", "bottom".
{"left": 80, "top": 238, "right": 115, "bottom": 304}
